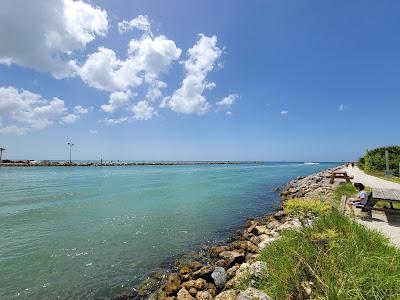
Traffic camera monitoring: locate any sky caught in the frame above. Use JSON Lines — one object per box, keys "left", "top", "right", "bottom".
{"left": 0, "top": 0, "right": 399, "bottom": 162}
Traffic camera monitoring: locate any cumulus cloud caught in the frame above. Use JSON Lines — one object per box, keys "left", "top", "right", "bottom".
{"left": 0, "top": 86, "right": 78, "bottom": 134}
{"left": 280, "top": 110, "right": 289, "bottom": 115}
{"left": 168, "top": 34, "right": 222, "bottom": 114}
{"left": 131, "top": 101, "right": 156, "bottom": 120}
{"left": 89, "top": 129, "right": 97, "bottom": 134}
{"left": 101, "top": 90, "right": 133, "bottom": 113}
{"left": 216, "top": 94, "right": 238, "bottom": 109}
{"left": 118, "top": 15, "right": 151, "bottom": 34}
{"left": 79, "top": 33, "right": 181, "bottom": 94}
{"left": 0, "top": 0, "right": 108, "bottom": 78}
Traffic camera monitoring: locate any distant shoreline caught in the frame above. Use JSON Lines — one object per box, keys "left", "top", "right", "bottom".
{"left": 0, "top": 160, "right": 266, "bottom": 167}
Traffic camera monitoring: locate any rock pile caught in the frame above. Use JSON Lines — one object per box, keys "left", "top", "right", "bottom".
{"left": 279, "top": 167, "right": 342, "bottom": 201}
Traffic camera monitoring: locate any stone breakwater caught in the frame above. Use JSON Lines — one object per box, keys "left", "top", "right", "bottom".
{"left": 114, "top": 166, "right": 343, "bottom": 300}
{"left": 0, "top": 160, "right": 262, "bottom": 167}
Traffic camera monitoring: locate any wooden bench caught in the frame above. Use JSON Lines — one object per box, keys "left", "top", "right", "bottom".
{"left": 327, "top": 171, "right": 354, "bottom": 184}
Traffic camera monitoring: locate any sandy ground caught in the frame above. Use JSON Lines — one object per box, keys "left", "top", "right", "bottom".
{"left": 339, "top": 166, "right": 400, "bottom": 248}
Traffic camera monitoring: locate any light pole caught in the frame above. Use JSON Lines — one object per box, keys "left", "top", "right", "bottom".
{"left": 67, "top": 142, "right": 74, "bottom": 164}
{"left": 0, "top": 147, "right": 5, "bottom": 163}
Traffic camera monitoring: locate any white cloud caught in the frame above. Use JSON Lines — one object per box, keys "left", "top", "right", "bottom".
{"left": 146, "top": 79, "right": 167, "bottom": 101}
{"left": 79, "top": 33, "right": 181, "bottom": 94}
{"left": 217, "top": 94, "right": 238, "bottom": 109}
{"left": 89, "top": 129, "right": 97, "bottom": 134}
{"left": 0, "top": 0, "right": 108, "bottom": 78}
{"left": 79, "top": 47, "right": 142, "bottom": 91}
{"left": 338, "top": 104, "right": 348, "bottom": 112}
{"left": 226, "top": 111, "right": 232, "bottom": 115}
{"left": 168, "top": 34, "right": 222, "bottom": 114}
{"left": 0, "top": 86, "right": 77, "bottom": 134}
{"left": 118, "top": 15, "right": 151, "bottom": 34}
{"left": 280, "top": 110, "right": 289, "bottom": 115}
{"left": 103, "top": 117, "right": 129, "bottom": 125}
{"left": 74, "top": 105, "right": 92, "bottom": 114}
{"left": 101, "top": 90, "right": 133, "bottom": 113}
{"left": 131, "top": 101, "right": 156, "bottom": 120}
{"left": 62, "top": 113, "right": 80, "bottom": 123}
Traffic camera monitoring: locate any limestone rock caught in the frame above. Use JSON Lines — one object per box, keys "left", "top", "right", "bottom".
{"left": 219, "top": 251, "right": 245, "bottom": 267}
{"left": 249, "top": 262, "right": 267, "bottom": 278}
{"left": 211, "top": 267, "right": 228, "bottom": 288}
{"left": 194, "top": 278, "right": 207, "bottom": 290}
{"left": 177, "top": 288, "right": 195, "bottom": 300}
{"left": 193, "top": 265, "right": 214, "bottom": 280}
{"left": 206, "top": 283, "right": 217, "bottom": 298}
{"left": 162, "top": 273, "right": 181, "bottom": 296}
{"left": 215, "top": 289, "right": 238, "bottom": 300}
{"left": 196, "top": 290, "right": 212, "bottom": 300}
{"left": 237, "top": 287, "right": 272, "bottom": 300}
{"left": 258, "top": 238, "right": 276, "bottom": 250}
{"left": 226, "top": 265, "right": 239, "bottom": 277}
{"left": 209, "top": 245, "right": 231, "bottom": 258}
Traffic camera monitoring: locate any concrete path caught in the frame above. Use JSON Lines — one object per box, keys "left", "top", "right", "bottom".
{"left": 342, "top": 165, "right": 400, "bottom": 189}
{"left": 340, "top": 166, "right": 400, "bottom": 248}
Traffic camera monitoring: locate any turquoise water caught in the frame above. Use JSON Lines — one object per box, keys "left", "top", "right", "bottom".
{"left": 0, "top": 162, "right": 338, "bottom": 299}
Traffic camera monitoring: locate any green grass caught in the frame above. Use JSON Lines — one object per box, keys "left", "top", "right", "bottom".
{"left": 247, "top": 210, "right": 400, "bottom": 299}
{"left": 333, "top": 183, "right": 357, "bottom": 207}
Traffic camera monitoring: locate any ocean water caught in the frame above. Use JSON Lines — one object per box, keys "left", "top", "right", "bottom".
{"left": 0, "top": 162, "right": 338, "bottom": 299}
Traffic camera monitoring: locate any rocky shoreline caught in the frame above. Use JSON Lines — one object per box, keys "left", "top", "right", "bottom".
{"left": 114, "top": 165, "right": 342, "bottom": 300}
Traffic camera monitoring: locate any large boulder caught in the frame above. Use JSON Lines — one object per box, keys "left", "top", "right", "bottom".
{"left": 219, "top": 251, "right": 245, "bottom": 267}
{"left": 232, "top": 241, "right": 259, "bottom": 253}
{"left": 211, "top": 267, "right": 228, "bottom": 288}
{"left": 215, "top": 289, "right": 238, "bottom": 300}
{"left": 196, "top": 290, "right": 212, "bottom": 300}
{"left": 209, "top": 245, "right": 231, "bottom": 258}
{"left": 194, "top": 278, "right": 207, "bottom": 291}
{"left": 193, "top": 265, "right": 214, "bottom": 280}
{"left": 237, "top": 287, "right": 272, "bottom": 300}
{"left": 162, "top": 273, "right": 181, "bottom": 296}
{"left": 177, "top": 288, "right": 195, "bottom": 300}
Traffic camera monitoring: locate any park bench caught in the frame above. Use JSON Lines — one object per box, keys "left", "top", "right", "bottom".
{"left": 327, "top": 171, "right": 354, "bottom": 184}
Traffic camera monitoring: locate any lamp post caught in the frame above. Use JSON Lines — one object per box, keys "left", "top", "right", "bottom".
{"left": 67, "top": 142, "right": 74, "bottom": 164}
{"left": 0, "top": 147, "right": 5, "bottom": 163}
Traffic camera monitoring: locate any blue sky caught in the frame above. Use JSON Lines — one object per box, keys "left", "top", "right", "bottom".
{"left": 0, "top": 0, "right": 399, "bottom": 162}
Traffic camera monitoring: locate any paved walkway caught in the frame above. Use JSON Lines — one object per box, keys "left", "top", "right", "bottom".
{"left": 340, "top": 166, "right": 400, "bottom": 248}
{"left": 342, "top": 165, "right": 400, "bottom": 189}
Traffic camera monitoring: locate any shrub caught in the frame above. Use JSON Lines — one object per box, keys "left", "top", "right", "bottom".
{"left": 358, "top": 146, "right": 400, "bottom": 176}
{"left": 284, "top": 198, "right": 332, "bottom": 219}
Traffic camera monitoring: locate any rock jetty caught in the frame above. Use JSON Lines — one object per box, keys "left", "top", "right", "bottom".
{"left": 0, "top": 160, "right": 262, "bottom": 167}
{"left": 114, "top": 166, "right": 343, "bottom": 300}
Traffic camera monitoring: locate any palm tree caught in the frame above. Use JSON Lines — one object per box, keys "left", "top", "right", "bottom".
{"left": 0, "top": 147, "right": 5, "bottom": 163}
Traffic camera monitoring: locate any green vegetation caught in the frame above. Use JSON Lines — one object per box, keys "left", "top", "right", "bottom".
{"left": 358, "top": 146, "right": 400, "bottom": 177}
{"left": 334, "top": 183, "right": 356, "bottom": 207}
{"left": 284, "top": 198, "right": 332, "bottom": 219}
{"left": 249, "top": 210, "right": 400, "bottom": 299}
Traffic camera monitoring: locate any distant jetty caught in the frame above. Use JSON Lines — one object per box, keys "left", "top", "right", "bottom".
{"left": 0, "top": 160, "right": 263, "bottom": 167}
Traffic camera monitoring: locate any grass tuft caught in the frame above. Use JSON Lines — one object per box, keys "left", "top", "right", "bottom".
{"left": 246, "top": 210, "right": 400, "bottom": 299}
